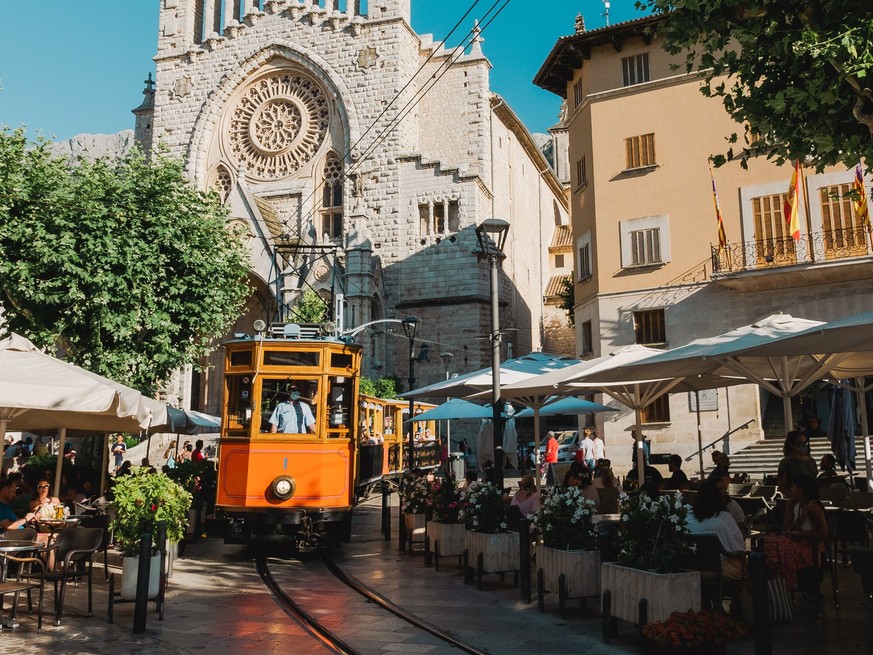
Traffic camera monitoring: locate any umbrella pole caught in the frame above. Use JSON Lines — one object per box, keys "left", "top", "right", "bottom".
{"left": 856, "top": 378, "right": 873, "bottom": 492}
{"left": 0, "top": 420, "right": 6, "bottom": 451}
{"left": 53, "top": 427, "right": 66, "bottom": 498}
{"left": 782, "top": 393, "right": 794, "bottom": 435}
{"left": 695, "top": 390, "right": 705, "bottom": 480}
{"left": 100, "top": 433, "right": 110, "bottom": 497}
{"left": 634, "top": 400, "right": 645, "bottom": 491}
{"left": 534, "top": 405, "right": 542, "bottom": 494}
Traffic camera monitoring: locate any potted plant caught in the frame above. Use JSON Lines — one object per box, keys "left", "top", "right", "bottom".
{"left": 166, "top": 458, "right": 217, "bottom": 539}
{"left": 426, "top": 475, "right": 465, "bottom": 562}
{"left": 398, "top": 471, "right": 430, "bottom": 537}
{"left": 641, "top": 609, "right": 748, "bottom": 655}
{"left": 602, "top": 492, "right": 700, "bottom": 627}
{"left": 110, "top": 468, "right": 192, "bottom": 599}
{"left": 531, "top": 486, "right": 600, "bottom": 603}
{"left": 460, "top": 481, "right": 518, "bottom": 580}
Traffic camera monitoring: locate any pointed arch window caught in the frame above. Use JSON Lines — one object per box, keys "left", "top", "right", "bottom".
{"left": 321, "top": 155, "right": 343, "bottom": 241}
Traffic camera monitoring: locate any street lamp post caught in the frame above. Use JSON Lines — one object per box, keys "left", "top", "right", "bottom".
{"left": 401, "top": 316, "right": 420, "bottom": 471}
{"left": 475, "top": 219, "right": 510, "bottom": 491}
{"left": 439, "top": 351, "right": 454, "bottom": 474}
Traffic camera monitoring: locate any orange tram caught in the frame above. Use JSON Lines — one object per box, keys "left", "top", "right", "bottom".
{"left": 217, "top": 328, "right": 437, "bottom": 547}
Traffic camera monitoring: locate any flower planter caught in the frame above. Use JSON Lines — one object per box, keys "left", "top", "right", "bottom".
{"left": 601, "top": 562, "right": 700, "bottom": 626}
{"left": 121, "top": 553, "right": 161, "bottom": 601}
{"left": 404, "top": 512, "right": 426, "bottom": 549}
{"left": 427, "top": 521, "right": 465, "bottom": 558}
{"left": 465, "top": 530, "right": 519, "bottom": 575}
{"left": 537, "top": 545, "right": 600, "bottom": 599}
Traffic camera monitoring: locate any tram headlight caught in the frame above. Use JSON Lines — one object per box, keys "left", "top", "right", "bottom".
{"left": 272, "top": 475, "right": 296, "bottom": 500}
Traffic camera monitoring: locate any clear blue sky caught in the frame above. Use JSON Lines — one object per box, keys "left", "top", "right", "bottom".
{"left": 0, "top": 1, "right": 641, "bottom": 141}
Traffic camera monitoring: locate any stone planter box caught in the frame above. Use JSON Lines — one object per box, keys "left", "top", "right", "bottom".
{"left": 601, "top": 562, "right": 700, "bottom": 627}
{"left": 404, "top": 513, "right": 426, "bottom": 550}
{"left": 537, "top": 545, "right": 600, "bottom": 599}
{"left": 465, "top": 530, "right": 519, "bottom": 574}
{"left": 427, "top": 521, "right": 465, "bottom": 558}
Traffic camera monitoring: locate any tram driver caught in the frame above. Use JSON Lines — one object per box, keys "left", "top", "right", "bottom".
{"left": 269, "top": 385, "right": 317, "bottom": 434}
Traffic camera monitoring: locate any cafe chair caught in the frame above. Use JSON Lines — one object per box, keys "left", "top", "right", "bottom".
{"left": 819, "top": 485, "right": 850, "bottom": 508}
{"left": 596, "top": 487, "right": 620, "bottom": 514}
{"left": 1, "top": 527, "right": 38, "bottom": 542}
{"left": 680, "top": 533, "right": 742, "bottom": 611}
{"left": 850, "top": 548, "right": 873, "bottom": 655}
{"left": 0, "top": 550, "right": 46, "bottom": 632}
{"left": 76, "top": 514, "right": 111, "bottom": 582}
{"left": 40, "top": 527, "right": 103, "bottom": 626}
{"left": 847, "top": 493, "right": 873, "bottom": 511}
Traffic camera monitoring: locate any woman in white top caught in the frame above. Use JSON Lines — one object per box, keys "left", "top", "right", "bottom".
{"left": 510, "top": 474, "right": 541, "bottom": 517}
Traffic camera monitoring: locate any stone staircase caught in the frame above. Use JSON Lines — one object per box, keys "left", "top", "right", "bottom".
{"left": 720, "top": 434, "right": 866, "bottom": 482}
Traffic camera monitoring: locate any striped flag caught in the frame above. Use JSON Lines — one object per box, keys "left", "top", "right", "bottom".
{"left": 854, "top": 163, "right": 870, "bottom": 228}
{"left": 782, "top": 160, "right": 802, "bottom": 241}
{"left": 709, "top": 164, "right": 727, "bottom": 249}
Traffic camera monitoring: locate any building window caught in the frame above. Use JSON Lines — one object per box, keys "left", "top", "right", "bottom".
{"left": 419, "top": 203, "right": 430, "bottom": 235}
{"left": 620, "top": 214, "right": 670, "bottom": 269}
{"left": 641, "top": 394, "right": 670, "bottom": 423}
{"left": 448, "top": 200, "right": 460, "bottom": 232}
{"left": 321, "top": 155, "right": 343, "bottom": 240}
{"left": 751, "top": 194, "right": 796, "bottom": 266}
{"left": 578, "top": 243, "right": 591, "bottom": 280}
{"left": 633, "top": 309, "right": 666, "bottom": 347}
{"left": 555, "top": 253, "right": 565, "bottom": 269}
{"left": 622, "top": 53, "right": 650, "bottom": 86}
{"left": 580, "top": 320, "right": 593, "bottom": 356}
{"left": 820, "top": 183, "right": 868, "bottom": 257}
{"left": 573, "top": 79, "right": 583, "bottom": 108}
{"left": 625, "top": 133, "right": 656, "bottom": 169}
{"left": 575, "top": 156, "right": 587, "bottom": 189}
{"left": 434, "top": 203, "right": 445, "bottom": 233}
{"left": 630, "top": 227, "right": 662, "bottom": 266}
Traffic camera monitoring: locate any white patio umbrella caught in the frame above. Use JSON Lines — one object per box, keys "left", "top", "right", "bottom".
{"left": 0, "top": 333, "right": 156, "bottom": 496}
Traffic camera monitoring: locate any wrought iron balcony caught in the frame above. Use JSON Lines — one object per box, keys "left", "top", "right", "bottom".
{"left": 711, "top": 227, "right": 872, "bottom": 277}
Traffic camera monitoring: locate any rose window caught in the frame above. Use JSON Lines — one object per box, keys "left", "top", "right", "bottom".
{"left": 227, "top": 72, "right": 330, "bottom": 181}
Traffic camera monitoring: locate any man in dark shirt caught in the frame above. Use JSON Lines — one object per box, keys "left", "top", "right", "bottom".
{"left": 0, "top": 477, "right": 36, "bottom": 530}
{"left": 663, "top": 454, "right": 690, "bottom": 490}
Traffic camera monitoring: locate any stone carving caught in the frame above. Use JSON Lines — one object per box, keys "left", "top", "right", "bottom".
{"left": 356, "top": 46, "right": 379, "bottom": 70}
{"left": 226, "top": 71, "right": 329, "bottom": 181}
{"left": 174, "top": 76, "right": 192, "bottom": 98}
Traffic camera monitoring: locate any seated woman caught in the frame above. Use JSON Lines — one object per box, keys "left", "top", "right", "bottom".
{"left": 563, "top": 465, "right": 601, "bottom": 509}
{"left": 510, "top": 474, "right": 541, "bottom": 517}
{"left": 763, "top": 473, "right": 828, "bottom": 594}
{"left": 592, "top": 459, "right": 623, "bottom": 493}
{"left": 29, "top": 479, "right": 62, "bottom": 518}
{"left": 686, "top": 477, "right": 747, "bottom": 569}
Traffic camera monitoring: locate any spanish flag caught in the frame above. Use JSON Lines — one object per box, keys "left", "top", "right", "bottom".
{"left": 709, "top": 164, "right": 727, "bottom": 249}
{"left": 854, "top": 163, "right": 870, "bottom": 228}
{"left": 782, "top": 160, "right": 802, "bottom": 241}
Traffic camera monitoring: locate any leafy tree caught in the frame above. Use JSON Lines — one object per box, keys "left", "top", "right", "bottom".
{"left": 557, "top": 276, "right": 575, "bottom": 326}
{"left": 359, "top": 377, "right": 377, "bottom": 396}
{"left": 0, "top": 128, "right": 251, "bottom": 393}
{"left": 289, "top": 288, "right": 327, "bottom": 323}
{"left": 374, "top": 376, "right": 400, "bottom": 399}
{"left": 636, "top": 1, "right": 873, "bottom": 171}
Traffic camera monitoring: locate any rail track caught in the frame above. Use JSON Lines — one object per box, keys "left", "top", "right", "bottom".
{"left": 256, "top": 554, "right": 489, "bottom": 655}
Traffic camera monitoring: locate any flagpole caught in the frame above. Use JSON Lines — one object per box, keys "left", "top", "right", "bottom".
{"left": 799, "top": 161, "right": 815, "bottom": 263}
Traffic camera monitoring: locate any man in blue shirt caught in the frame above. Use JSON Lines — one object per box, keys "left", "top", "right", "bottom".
{"left": 0, "top": 477, "right": 37, "bottom": 530}
{"left": 269, "top": 386, "right": 316, "bottom": 434}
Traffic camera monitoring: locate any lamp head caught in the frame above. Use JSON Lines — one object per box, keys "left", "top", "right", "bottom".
{"left": 439, "top": 351, "right": 454, "bottom": 368}
{"left": 401, "top": 316, "right": 420, "bottom": 341}
{"left": 475, "top": 218, "right": 510, "bottom": 254}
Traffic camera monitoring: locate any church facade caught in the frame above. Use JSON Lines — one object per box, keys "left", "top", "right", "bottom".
{"left": 141, "top": 0, "right": 570, "bottom": 413}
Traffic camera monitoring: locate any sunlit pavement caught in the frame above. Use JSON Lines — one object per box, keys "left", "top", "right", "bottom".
{"left": 1, "top": 484, "right": 869, "bottom": 655}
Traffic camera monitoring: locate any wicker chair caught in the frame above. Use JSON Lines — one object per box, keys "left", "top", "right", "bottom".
{"left": 76, "top": 514, "right": 111, "bottom": 581}
{"left": 40, "top": 527, "right": 103, "bottom": 626}
{"left": 0, "top": 549, "right": 46, "bottom": 632}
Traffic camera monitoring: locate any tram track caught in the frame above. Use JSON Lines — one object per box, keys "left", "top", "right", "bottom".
{"left": 256, "top": 554, "right": 489, "bottom": 655}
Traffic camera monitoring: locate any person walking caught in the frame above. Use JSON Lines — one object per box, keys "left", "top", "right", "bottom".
{"left": 579, "top": 428, "right": 596, "bottom": 473}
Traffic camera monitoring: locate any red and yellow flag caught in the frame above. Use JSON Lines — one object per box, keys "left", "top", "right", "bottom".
{"left": 709, "top": 164, "right": 727, "bottom": 249}
{"left": 782, "top": 160, "right": 802, "bottom": 241}
{"left": 854, "top": 163, "right": 870, "bottom": 228}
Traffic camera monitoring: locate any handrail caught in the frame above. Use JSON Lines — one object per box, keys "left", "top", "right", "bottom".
{"left": 685, "top": 418, "right": 755, "bottom": 462}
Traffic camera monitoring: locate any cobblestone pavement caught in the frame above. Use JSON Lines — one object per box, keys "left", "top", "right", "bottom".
{"left": 0, "top": 491, "right": 869, "bottom": 655}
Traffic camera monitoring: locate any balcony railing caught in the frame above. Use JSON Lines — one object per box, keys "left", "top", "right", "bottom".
{"left": 711, "top": 227, "right": 872, "bottom": 276}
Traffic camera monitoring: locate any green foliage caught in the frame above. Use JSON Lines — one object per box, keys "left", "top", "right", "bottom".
{"left": 374, "top": 377, "right": 400, "bottom": 399}
{"left": 289, "top": 289, "right": 327, "bottom": 324}
{"left": 617, "top": 491, "right": 691, "bottom": 573}
{"left": 0, "top": 128, "right": 252, "bottom": 394}
{"left": 359, "top": 376, "right": 400, "bottom": 399}
{"left": 359, "top": 377, "right": 377, "bottom": 397}
{"left": 635, "top": 1, "right": 873, "bottom": 172}
{"left": 557, "top": 276, "right": 575, "bottom": 327}
{"left": 164, "top": 459, "right": 217, "bottom": 506}
{"left": 109, "top": 468, "right": 192, "bottom": 556}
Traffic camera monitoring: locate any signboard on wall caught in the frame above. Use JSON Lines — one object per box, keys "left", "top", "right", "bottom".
{"left": 688, "top": 389, "right": 719, "bottom": 412}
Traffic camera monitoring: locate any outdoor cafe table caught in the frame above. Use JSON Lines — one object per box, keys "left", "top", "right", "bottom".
{"left": 0, "top": 539, "right": 43, "bottom": 630}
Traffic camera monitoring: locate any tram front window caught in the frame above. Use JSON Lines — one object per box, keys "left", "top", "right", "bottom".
{"left": 261, "top": 379, "right": 319, "bottom": 434}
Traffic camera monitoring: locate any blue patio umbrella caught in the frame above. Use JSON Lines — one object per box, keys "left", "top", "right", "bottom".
{"left": 403, "top": 398, "right": 494, "bottom": 422}
{"left": 827, "top": 382, "right": 856, "bottom": 472}
{"left": 514, "top": 396, "right": 617, "bottom": 418}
